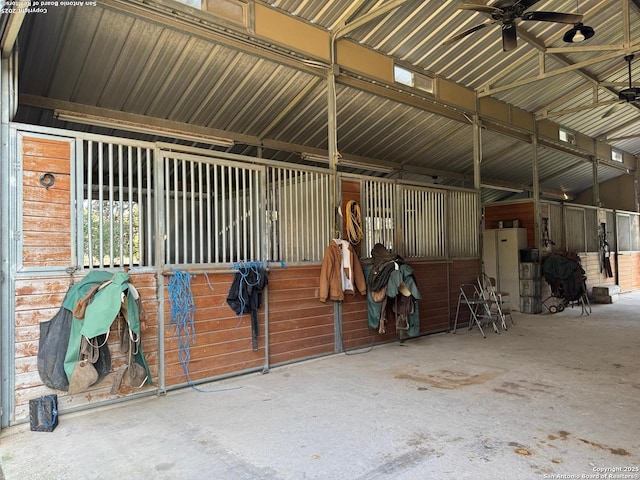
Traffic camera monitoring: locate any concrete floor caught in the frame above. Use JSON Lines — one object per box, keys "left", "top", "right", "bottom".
{"left": 1, "top": 293, "right": 640, "bottom": 480}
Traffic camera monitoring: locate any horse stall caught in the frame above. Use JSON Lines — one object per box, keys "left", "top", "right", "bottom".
{"left": 5, "top": 125, "right": 482, "bottom": 426}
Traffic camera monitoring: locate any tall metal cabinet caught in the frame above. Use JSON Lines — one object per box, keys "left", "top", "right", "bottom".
{"left": 482, "top": 228, "right": 527, "bottom": 310}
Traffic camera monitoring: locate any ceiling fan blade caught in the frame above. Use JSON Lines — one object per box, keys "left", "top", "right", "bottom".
{"left": 513, "top": 0, "right": 542, "bottom": 10}
{"left": 521, "top": 11, "right": 583, "bottom": 24}
{"left": 442, "top": 23, "right": 490, "bottom": 46}
{"left": 502, "top": 23, "right": 517, "bottom": 51}
{"left": 602, "top": 102, "right": 624, "bottom": 119}
{"left": 458, "top": 4, "right": 502, "bottom": 16}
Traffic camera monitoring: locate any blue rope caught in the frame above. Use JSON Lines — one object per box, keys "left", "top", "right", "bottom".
{"left": 233, "top": 261, "right": 264, "bottom": 316}
{"left": 38, "top": 395, "right": 57, "bottom": 428}
{"left": 168, "top": 269, "right": 241, "bottom": 393}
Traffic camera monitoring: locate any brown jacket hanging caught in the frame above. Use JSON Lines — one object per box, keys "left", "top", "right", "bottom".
{"left": 319, "top": 240, "right": 366, "bottom": 302}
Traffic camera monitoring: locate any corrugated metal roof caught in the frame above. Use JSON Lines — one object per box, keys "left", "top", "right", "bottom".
{"left": 13, "top": 0, "right": 640, "bottom": 203}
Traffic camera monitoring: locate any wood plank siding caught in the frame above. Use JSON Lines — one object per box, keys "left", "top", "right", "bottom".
{"left": 14, "top": 272, "right": 159, "bottom": 421}
{"left": 484, "top": 201, "right": 536, "bottom": 248}
{"left": 21, "top": 136, "right": 73, "bottom": 268}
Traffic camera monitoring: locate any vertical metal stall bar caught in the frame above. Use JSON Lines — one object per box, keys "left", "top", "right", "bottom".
{"left": 407, "top": 189, "right": 414, "bottom": 257}
{"left": 173, "top": 157, "right": 180, "bottom": 264}
{"left": 419, "top": 189, "right": 425, "bottom": 257}
{"left": 362, "top": 181, "right": 368, "bottom": 251}
{"left": 416, "top": 189, "right": 422, "bottom": 257}
{"left": 234, "top": 166, "right": 240, "bottom": 262}
{"left": 311, "top": 172, "right": 318, "bottom": 261}
{"left": 364, "top": 181, "right": 371, "bottom": 252}
{"left": 286, "top": 168, "right": 293, "bottom": 261}
{"left": 213, "top": 164, "right": 219, "bottom": 263}
{"left": 164, "top": 156, "right": 171, "bottom": 265}
{"left": 249, "top": 169, "right": 255, "bottom": 260}
{"left": 127, "top": 146, "right": 134, "bottom": 265}
{"left": 227, "top": 165, "right": 234, "bottom": 262}
{"left": 403, "top": 188, "right": 410, "bottom": 256}
{"left": 221, "top": 164, "right": 227, "bottom": 263}
{"left": 423, "top": 190, "right": 430, "bottom": 257}
{"left": 145, "top": 148, "right": 152, "bottom": 266}
{"left": 322, "top": 172, "right": 329, "bottom": 260}
{"left": 416, "top": 189, "right": 423, "bottom": 258}
{"left": 227, "top": 165, "right": 234, "bottom": 263}
{"left": 72, "top": 139, "right": 81, "bottom": 267}
{"left": 190, "top": 159, "right": 196, "bottom": 264}
{"left": 206, "top": 163, "right": 212, "bottom": 264}
{"left": 384, "top": 183, "right": 396, "bottom": 246}
{"left": 86, "top": 141, "right": 94, "bottom": 268}
{"left": 302, "top": 172, "right": 312, "bottom": 260}
{"left": 386, "top": 182, "right": 393, "bottom": 248}
{"left": 108, "top": 143, "right": 115, "bottom": 268}
{"left": 374, "top": 181, "right": 379, "bottom": 248}
{"left": 448, "top": 192, "right": 455, "bottom": 258}
{"left": 118, "top": 144, "right": 124, "bottom": 267}
{"left": 444, "top": 190, "right": 450, "bottom": 260}
{"left": 373, "top": 181, "right": 380, "bottom": 247}
{"left": 276, "top": 167, "right": 283, "bottom": 262}
{"left": 136, "top": 147, "right": 142, "bottom": 265}
{"left": 265, "top": 168, "right": 273, "bottom": 262}
{"left": 319, "top": 172, "right": 326, "bottom": 261}
{"left": 242, "top": 168, "right": 248, "bottom": 261}
{"left": 182, "top": 158, "right": 188, "bottom": 265}
{"left": 198, "top": 162, "right": 204, "bottom": 265}
{"left": 98, "top": 142, "right": 105, "bottom": 268}
{"left": 154, "top": 146, "right": 166, "bottom": 393}
{"left": 429, "top": 190, "right": 435, "bottom": 258}
{"left": 438, "top": 191, "right": 445, "bottom": 257}
{"left": 293, "top": 170, "right": 300, "bottom": 261}
{"left": 313, "top": 174, "right": 329, "bottom": 260}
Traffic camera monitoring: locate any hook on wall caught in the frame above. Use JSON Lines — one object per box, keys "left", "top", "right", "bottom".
{"left": 39, "top": 173, "right": 55, "bottom": 189}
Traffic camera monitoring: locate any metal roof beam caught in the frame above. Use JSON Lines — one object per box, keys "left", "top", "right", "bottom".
{"left": 479, "top": 48, "right": 640, "bottom": 98}
{"left": 480, "top": 1, "right": 624, "bottom": 99}
{"left": 333, "top": 0, "right": 411, "bottom": 39}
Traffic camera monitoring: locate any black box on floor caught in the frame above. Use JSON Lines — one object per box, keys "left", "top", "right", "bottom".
{"left": 29, "top": 394, "right": 58, "bottom": 432}
{"left": 520, "top": 249, "right": 540, "bottom": 263}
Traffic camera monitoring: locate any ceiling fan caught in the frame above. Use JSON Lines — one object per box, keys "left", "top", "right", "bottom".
{"left": 442, "top": 0, "right": 583, "bottom": 52}
{"left": 602, "top": 55, "right": 640, "bottom": 118}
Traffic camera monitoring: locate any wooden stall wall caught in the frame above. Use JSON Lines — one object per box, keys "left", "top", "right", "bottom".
{"left": 268, "top": 266, "right": 335, "bottom": 364}
{"left": 484, "top": 201, "right": 536, "bottom": 248}
{"left": 339, "top": 178, "right": 397, "bottom": 348}
{"left": 579, "top": 252, "right": 616, "bottom": 295}
{"left": 14, "top": 272, "right": 159, "bottom": 422}
{"left": 412, "top": 261, "right": 451, "bottom": 334}
{"left": 13, "top": 136, "right": 160, "bottom": 423}
{"left": 631, "top": 253, "right": 640, "bottom": 291}
{"left": 616, "top": 253, "right": 640, "bottom": 292}
{"left": 163, "top": 266, "right": 336, "bottom": 387}
{"left": 21, "top": 136, "right": 72, "bottom": 268}
{"left": 163, "top": 271, "right": 265, "bottom": 386}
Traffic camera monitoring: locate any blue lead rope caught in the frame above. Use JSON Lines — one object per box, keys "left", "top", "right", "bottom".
{"left": 168, "top": 269, "right": 241, "bottom": 393}
{"left": 38, "top": 395, "right": 57, "bottom": 428}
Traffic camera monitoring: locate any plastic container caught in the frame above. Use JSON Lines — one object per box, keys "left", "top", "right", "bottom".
{"left": 519, "top": 296, "right": 542, "bottom": 314}
{"left": 520, "top": 249, "right": 540, "bottom": 262}
{"left": 519, "top": 262, "right": 541, "bottom": 279}
{"left": 519, "top": 279, "right": 542, "bottom": 297}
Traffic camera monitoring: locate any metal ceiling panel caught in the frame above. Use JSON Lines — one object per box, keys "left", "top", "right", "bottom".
{"left": 13, "top": 0, "right": 640, "bottom": 205}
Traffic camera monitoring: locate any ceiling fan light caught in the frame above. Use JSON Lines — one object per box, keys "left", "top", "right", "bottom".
{"left": 563, "top": 23, "right": 594, "bottom": 43}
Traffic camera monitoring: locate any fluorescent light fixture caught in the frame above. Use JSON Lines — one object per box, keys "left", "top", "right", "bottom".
{"left": 339, "top": 159, "right": 394, "bottom": 173}
{"left": 300, "top": 152, "right": 329, "bottom": 163}
{"left": 54, "top": 110, "right": 235, "bottom": 148}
